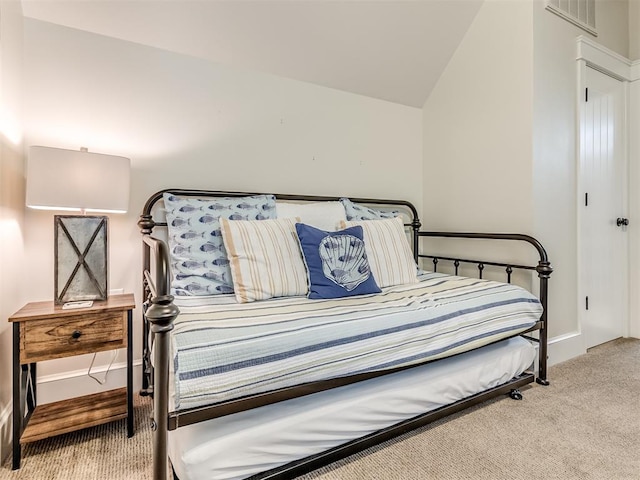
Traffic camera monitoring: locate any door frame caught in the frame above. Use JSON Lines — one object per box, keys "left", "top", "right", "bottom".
{"left": 576, "top": 37, "right": 635, "bottom": 346}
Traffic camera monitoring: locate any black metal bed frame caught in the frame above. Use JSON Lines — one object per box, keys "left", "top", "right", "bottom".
{"left": 138, "top": 189, "right": 552, "bottom": 480}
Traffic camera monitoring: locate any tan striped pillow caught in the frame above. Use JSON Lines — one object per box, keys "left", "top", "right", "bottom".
{"left": 220, "top": 217, "right": 308, "bottom": 303}
{"left": 341, "top": 216, "right": 418, "bottom": 288}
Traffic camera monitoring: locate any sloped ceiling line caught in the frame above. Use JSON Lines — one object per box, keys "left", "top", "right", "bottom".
{"left": 21, "top": 0, "right": 484, "bottom": 107}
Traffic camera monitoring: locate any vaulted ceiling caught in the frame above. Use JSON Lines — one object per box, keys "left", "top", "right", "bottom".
{"left": 21, "top": 0, "right": 484, "bottom": 108}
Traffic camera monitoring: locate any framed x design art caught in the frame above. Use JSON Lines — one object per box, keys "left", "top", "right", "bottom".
{"left": 54, "top": 215, "right": 108, "bottom": 304}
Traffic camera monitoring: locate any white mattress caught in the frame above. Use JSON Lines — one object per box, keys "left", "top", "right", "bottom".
{"left": 169, "top": 336, "right": 535, "bottom": 480}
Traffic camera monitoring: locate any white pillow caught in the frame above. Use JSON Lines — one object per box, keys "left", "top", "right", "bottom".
{"left": 220, "top": 217, "right": 308, "bottom": 303}
{"left": 276, "top": 201, "right": 346, "bottom": 232}
{"left": 341, "top": 216, "right": 418, "bottom": 288}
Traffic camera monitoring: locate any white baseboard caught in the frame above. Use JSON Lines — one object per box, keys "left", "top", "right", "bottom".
{"left": 37, "top": 361, "right": 143, "bottom": 404}
{"left": 547, "top": 331, "right": 586, "bottom": 366}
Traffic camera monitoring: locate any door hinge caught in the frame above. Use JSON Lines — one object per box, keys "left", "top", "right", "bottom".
{"left": 585, "top": 87, "right": 589, "bottom": 102}
{"left": 585, "top": 296, "right": 589, "bottom": 310}
{"left": 585, "top": 192, "right": 588, "bottom": 206}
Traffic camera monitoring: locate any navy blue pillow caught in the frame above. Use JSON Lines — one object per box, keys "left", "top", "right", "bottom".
{"left": 295, "top": 223, "right": 381, "bottom": 299}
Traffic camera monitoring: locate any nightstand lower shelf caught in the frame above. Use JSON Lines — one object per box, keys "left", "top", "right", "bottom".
{"left": 21, "top": 388, "right": 128, "bottom": 444}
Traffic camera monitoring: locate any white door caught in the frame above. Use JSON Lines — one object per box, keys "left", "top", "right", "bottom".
{"left": 580, "top": 66, "right": 627, "bottom": 349}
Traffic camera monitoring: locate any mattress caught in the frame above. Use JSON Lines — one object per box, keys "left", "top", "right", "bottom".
{"left": 168, "top": 336, "right": 536, "bottom": 480}
{"left": 170, "top": 273, "right": 542, "bottom": 411}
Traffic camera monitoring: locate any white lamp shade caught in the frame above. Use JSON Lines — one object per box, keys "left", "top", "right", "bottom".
{"left": 26, "top": 146, "right": 130, "bottom": 213}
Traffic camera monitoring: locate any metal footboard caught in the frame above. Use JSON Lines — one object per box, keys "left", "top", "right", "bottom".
{"left": 418, "top": 231, "right": 553, "bottom": 384}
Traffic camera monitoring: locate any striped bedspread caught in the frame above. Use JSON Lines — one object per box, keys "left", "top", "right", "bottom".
{"left": 170, "top": 273, "right": 542, "bottom": 411}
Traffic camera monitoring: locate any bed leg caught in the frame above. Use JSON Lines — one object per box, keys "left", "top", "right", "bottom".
{"left": 536, "top": 260, "right": 552, "bottom": 387}
{"left": 535, "top": 320, "right": 550, "bottom": 387}
{"left": 146, "top": 295, "right": 179, "bottom": 480}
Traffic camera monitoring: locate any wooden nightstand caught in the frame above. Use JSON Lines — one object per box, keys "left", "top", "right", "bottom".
{"left": 9, "top": 293, "right": 135, "bottom": 469}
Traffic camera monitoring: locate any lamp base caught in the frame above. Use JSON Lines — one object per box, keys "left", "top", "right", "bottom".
{"left": 54, "top": 215, "right": 108, "bottom": 305}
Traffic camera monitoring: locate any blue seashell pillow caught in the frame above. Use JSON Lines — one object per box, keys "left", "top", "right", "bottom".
{"left": 295, "top": 223, "right": 381, "bottom": 299}
{"left": 339, "top": 198, "right": 400, "bottom": 221}
{"left": 164, "top": 193, "right": 277, "bottom": 296}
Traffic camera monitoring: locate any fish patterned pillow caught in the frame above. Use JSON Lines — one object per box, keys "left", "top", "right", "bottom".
{"left": 295, "top": 223, "right": 381, "bottom": 299}
{"left": 339, "top": 198, "right": 400, "bottom": 221}
{"left": 163, "top": 193, "right": 277, "bottom": 296}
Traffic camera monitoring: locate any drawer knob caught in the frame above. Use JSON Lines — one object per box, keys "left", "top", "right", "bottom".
{"left": 71, "top": 330, "right": 82, "bottom": 339}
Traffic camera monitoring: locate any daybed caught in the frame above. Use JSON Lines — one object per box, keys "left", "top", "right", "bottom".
{"left": 138, "top": 189, "right": 552, "bottom": 480}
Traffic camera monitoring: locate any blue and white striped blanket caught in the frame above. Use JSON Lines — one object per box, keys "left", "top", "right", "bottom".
{"left": 170, "top": 272, "right": 542, "bottom": 411}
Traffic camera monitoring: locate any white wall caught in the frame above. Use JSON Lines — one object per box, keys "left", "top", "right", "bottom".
{"left": 21, "top": 19, "right": 423, "bottom": 402}
{"left": 531, "top": 1, "right": 586, "bottom": 352}
{"left": 630, "top": 77, "right": 640, "bottom": 339}
{"left": 0, "top": 0, "right": 25, "bottom": 462}
{"left": 421, "top": 1, "right": 537, "bottom": 294}
{"left": 595, "top": 0, "right": 630, "bottom": 58}
{"left": 631, "top": 0, "right": 640, "bottom": 60}
{"left": 422, "top": 2, "right": 534, "bottom": 236}
{"left": 533, "top": 0, "right": 634, "bottom": 353}
{"left": 423, "top": 0, "right": 633, "bottom": 362}
{"left": 630, "top": 2, "right": 640, "bottom": 339}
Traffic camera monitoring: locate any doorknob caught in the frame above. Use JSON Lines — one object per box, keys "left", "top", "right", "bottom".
{"left": 616, "top": 217, "right": 629, "bottom": 227}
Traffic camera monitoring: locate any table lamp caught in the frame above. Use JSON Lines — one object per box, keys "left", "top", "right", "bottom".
{"left": 26, "top": 146, "right": 130, "bottom": 305}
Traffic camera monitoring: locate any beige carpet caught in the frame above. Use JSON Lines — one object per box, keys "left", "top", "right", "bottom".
{"left": 1, "top": 338, "right": 638, "bottom": 480}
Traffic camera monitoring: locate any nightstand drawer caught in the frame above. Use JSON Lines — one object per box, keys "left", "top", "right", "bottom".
{"left": 20, "top": 311, "right": 126, "bottom": 363}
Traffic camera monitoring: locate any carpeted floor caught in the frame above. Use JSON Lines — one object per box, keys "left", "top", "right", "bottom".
{"left": 1, "top": 338, "right": 638, "bottom": 480}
